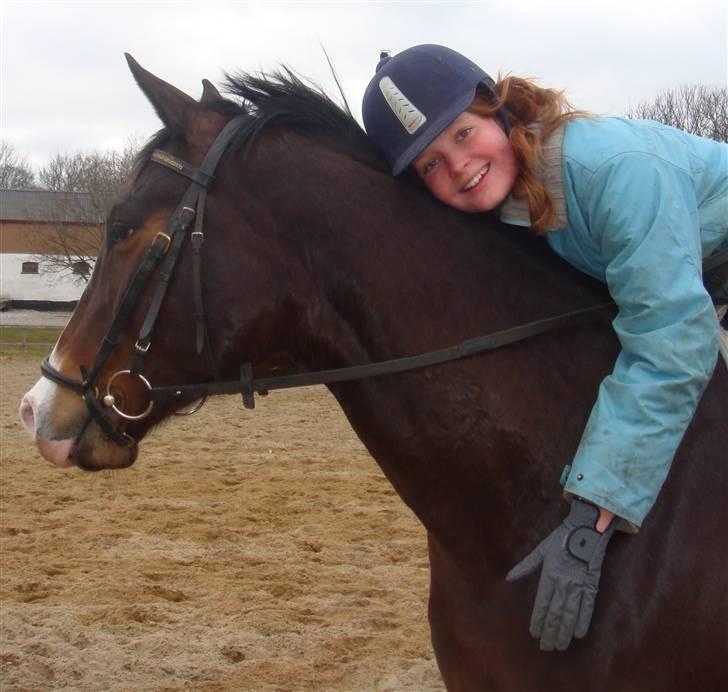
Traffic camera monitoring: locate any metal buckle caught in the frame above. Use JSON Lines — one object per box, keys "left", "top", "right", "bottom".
{"left": 134, "top": 339, "right": 151, "bottom": 354}
{"left": 179, "top": 207, "right": 197, "bottom": 232}
{"left": 154, "top": 232, "right": 172, "bottom": 254}
{"left": 191, "top": 231, "right": 204, "bottom": 246}
{"left": 121, "top": 432, "right": 136, "bottom": 447}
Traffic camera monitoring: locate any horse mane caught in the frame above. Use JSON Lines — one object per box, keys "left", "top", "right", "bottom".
{"left": 133, "top": 68, "right": 388, "bottom": 181}
{"left": 222, "top": 68, "right": 387, "bottom": 170}
{"left": 128, "top": 66, "right": 611, "bottom": 313}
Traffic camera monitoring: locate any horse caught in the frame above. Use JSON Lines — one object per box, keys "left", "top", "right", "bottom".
{"left": 20, "top": 56, "right": 727, "bottom": 691}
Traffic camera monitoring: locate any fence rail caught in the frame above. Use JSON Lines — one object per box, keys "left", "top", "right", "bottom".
{"left": 0, "top": 326, "right": 61, "bottom": 355}
{"left": 0, "top": 341, "right": 57, "bottom": 355}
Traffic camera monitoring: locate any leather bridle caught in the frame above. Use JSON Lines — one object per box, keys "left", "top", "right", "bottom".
{"left": 40, "top": 114, "right": 250, "bottom": 445}
{"left": 40, "top": 112, "right": 624, "bottom": 449}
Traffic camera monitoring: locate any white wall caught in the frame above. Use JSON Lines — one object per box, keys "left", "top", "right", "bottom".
{"left": 0, "top": 254, "right": 92, "bottom": 302}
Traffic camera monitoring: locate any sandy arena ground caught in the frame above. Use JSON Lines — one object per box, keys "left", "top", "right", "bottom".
{"left": 1, "top": 356, "right": 444, "bottom": 691}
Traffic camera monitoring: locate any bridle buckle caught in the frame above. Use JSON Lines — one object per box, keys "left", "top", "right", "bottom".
{"left": 134, "top": 339, "right": 151, "bottom": 354}
{"left": 154, "top": 232, "right": 172, "bottom": 254}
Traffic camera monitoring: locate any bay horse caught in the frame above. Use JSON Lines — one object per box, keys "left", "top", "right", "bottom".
{"left": 20, "top": 56, "right": 727, "bottom": 691}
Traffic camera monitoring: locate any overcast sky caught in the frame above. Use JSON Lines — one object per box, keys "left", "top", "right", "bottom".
{"left": 1, "top": 0, "right": 726, "bottom": 171}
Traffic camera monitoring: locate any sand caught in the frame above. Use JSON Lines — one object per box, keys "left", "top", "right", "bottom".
{"left": 1, "top": 356, "right": 444, "bottom": 691}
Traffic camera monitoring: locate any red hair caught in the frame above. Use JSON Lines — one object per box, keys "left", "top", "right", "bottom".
{"left": 468, "top": 77, "right": 588, "bottom": 233}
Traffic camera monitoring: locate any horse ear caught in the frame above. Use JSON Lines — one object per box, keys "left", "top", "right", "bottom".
{"left": 200, "top": 79, "right": 222, "bottom": 105}
{"left": 125, "top": 53, "right": 197, "bottom": 133}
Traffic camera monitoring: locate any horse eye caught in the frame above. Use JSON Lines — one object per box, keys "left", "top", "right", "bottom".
{"left": 109, "top": 222, "right": 135, "bottom": 244}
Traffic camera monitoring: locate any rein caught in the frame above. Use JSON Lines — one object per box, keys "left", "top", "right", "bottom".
{"left": 148, "top": 302, "right": 615, "bottom": 409}
{"left": 40, "top": 113, "right": 726, "bottom": 448}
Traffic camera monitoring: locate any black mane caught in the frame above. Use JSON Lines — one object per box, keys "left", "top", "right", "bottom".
{"left": 223, "top": 68, "right": 386, "bottom": 169}
{"left": 134, "top": 68, "right": 387, "bottom": 179}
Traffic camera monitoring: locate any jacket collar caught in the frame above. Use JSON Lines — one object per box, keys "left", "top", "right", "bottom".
{"left": 499, "top": 123, "right": 567, "bottom": 231}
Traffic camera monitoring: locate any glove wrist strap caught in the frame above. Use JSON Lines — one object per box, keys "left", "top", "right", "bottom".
{"left": 566, "top": 526, "right": 603, "bottom": 563}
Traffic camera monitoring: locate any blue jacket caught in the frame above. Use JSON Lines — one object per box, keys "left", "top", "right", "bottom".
{"left": 500, "top": 117, "right": 727, "bottom": 527}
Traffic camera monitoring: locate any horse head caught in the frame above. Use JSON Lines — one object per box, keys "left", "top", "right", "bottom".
{"left": 20, "top": 56, "right": 328, "bottom": 471}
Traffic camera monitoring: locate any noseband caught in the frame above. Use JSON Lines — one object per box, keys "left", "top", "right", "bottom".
{"left": 40, "top": 112, "right": 634, "bottom": 450}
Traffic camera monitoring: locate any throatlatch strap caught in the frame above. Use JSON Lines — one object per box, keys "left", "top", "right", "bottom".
{"left": 191, "top": 208, "right": 221, "bottom": 378}
{"left": 192, "top": 190, "right": 207, "bottom": 355}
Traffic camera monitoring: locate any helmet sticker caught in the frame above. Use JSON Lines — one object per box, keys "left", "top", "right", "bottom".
{"left": 378, "top": 76, "right": 427, "bottom": 134}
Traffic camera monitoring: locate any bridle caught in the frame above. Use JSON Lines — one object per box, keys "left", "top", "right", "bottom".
{"left": 40, "top": 112, "right": 622, "bottom": 448}
{"left": 40, "top": 114, "right": 250, "bottom": 445}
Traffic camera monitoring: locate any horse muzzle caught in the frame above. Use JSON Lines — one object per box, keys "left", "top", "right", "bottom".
{"left": 20, "top": 376, "right": 138, "bottom": 471}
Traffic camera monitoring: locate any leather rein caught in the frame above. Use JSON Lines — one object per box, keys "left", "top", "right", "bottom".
{"left": 41, "top": 113, "right": 667, "bottom": 448}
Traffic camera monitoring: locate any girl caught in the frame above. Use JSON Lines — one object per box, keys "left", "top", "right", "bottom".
{"left": 361, "top": 44, "right": 727, "bottom": 652}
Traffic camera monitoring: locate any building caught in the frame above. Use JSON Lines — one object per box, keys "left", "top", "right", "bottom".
{"left": 0, "top": 189, "right": 103, "bottom": 309}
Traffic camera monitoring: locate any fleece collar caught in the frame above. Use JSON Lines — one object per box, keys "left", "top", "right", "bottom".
{"left": 499, "top": 123, "right": 568, "bottom": 231}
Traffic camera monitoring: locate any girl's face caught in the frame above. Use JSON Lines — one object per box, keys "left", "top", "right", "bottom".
{"left": 413, "top": 112, "right": 517, "bottom": 213}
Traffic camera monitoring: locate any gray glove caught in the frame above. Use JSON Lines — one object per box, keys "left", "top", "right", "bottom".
{"left": 506, "top": 497, "right": 616, "bottom": 652}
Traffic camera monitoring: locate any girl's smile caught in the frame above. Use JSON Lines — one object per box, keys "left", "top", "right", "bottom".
{"left": 413, "top": 111, "right": 517, "bottom": 213}
{"left": 462, "top": 163, "right": 491, "bottom": 192}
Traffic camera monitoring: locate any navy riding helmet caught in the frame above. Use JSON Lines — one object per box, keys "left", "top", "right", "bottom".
{"left": 361, "top": 44, "right": 510, "bottom": 176}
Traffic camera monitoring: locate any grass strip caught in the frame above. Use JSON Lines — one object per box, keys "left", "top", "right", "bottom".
{"left": 0, "top": 326, "right": 62, "bottom": 357}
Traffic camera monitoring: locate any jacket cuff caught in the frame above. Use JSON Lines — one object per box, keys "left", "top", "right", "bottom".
{"left": 559, "top": 464, "right": 639, "bottom": 534}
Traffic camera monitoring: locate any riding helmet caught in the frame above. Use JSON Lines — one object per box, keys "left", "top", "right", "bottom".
{"left": 361, "top": 44, "right": 510, "bottom": 176}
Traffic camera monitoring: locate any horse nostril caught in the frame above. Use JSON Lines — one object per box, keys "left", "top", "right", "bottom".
{"left": 19, "top": 397, "right": 37, "bottom": 436}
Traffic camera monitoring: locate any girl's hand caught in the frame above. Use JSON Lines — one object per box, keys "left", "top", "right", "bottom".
{"left": 596, "top": 507, "right": 616, "bottom": 533}
{"left": 506, "top": 498, "right": 617, "bottom": 651}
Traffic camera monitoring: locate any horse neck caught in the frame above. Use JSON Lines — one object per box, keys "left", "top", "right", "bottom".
{"left": 248, "top": 140, "right": 592, "bottom": 369}
{"left": 231, "top": 135, "right": 606, "bottom": 562}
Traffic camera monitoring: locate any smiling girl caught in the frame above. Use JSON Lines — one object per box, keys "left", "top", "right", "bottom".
{"left": 362, "top": 44, "right": 727, "bottom": 653}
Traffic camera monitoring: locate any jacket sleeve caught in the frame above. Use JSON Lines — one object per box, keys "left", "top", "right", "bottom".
{"left": 562, "top": 152, "right": 719, "bottom": 527}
